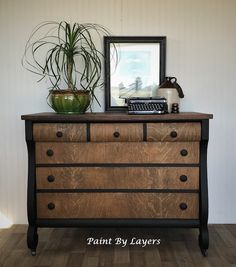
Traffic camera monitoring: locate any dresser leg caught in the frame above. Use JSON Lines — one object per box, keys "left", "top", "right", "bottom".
{"left": 198, "top": 226, "right": 209, "bottom": 256}
{"left": 27, "top": 225, "right": 38, "bottom": 256}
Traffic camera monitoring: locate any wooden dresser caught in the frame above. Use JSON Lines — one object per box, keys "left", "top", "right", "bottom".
{"left": 22, "top": 112, "right": 213, "bottom": 255}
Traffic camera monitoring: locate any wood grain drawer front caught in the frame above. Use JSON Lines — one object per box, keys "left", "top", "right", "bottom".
{"left": 33, "top": 123, "right": 87, "bottom": 142}
{"left": 147, "top": 123, "right": 201, "bottom": 141}
{"left": 90, "top": 123, "right": 143, "bottom": 142}
{"left": 37, "top": 193, "right": 198, "bottom": 219}
{"left": 36, "top": 167, "right": 199, "bottom": 190}
{"left": 36, "top": 142, "right": 199, "bottom": 164}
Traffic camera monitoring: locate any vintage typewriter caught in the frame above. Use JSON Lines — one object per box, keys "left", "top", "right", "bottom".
{"left": 127, "top": 97, "right": 168, "bottom": 115}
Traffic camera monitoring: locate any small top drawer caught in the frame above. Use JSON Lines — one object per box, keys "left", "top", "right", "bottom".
{"left": 147, "top": 122, "right": 201, "bottom": 142}
{"left": 90, "top": 123, "right": 143, "bottom": 142}
{"left": 33, "top": 123, "right": 87, "bottom": 142}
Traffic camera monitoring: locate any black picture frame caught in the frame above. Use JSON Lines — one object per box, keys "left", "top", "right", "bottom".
{"left": 104, "top": 36, "right": 166, "bottom": 111}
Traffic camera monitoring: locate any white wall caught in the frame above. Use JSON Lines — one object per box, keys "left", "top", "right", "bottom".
{"left": 0, "top": 0, "right": 236, "bottom": 224}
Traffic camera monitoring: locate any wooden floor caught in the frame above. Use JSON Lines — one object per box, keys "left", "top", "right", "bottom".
{"left": 0, "top": 225, "right": 236, "bottom": 267}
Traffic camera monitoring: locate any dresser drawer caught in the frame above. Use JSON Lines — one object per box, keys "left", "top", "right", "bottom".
{"left": 90, "top": 123, "right": 143, "bottom": 142}
{"left": 33, "top": 123, "right": 87, "bottom": 142}
{"left": 36, "top": 167, "right": 199, "bottom": 190}
{"left": 37, "top": 193, "right": 198, "bottom": 219}
{"left": 147, "top": 123, "right": 201, "bottom": 141}
{"left": 35, "top": 142, "right": 199, "bottom": 164}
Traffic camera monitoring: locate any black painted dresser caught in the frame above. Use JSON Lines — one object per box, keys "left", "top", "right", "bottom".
{"left": 22, "top": 112, "right": 213, "bottom": 255}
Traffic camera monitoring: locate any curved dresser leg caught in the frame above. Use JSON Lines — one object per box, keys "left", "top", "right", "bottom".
{"left": 27, "top": 225, "right": 38, "bottom": 256}
{"left": 199, "top": 226, "right": 209, "bottom": 256}
{"left": 25, "top": 121, "right": 38, "bottom": 256}
{"left": 199, "top": 120, "right": 210, "bottom": 257}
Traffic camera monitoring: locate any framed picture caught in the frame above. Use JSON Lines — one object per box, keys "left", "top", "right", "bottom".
{"left": 104, "top": 36, "right": 166, "bottom": 111}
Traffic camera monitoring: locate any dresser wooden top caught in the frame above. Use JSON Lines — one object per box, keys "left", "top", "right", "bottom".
{"left": 21, "top": 112, "right": 213, "bottom": 122}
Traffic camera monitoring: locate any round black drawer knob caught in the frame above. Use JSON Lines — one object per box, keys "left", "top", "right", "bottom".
{"left": 56, "top": 131, "right": 63, "bottom": 138}
{"left": 47, "top": 203, "right": 55, "bottom": 210}
{"left": 47, "top": 175, "right": 55, "bottom": 183}
{"left": 170, "top": 131, "right": 178, "bottom": 138}
{"left": 46, "top": 149, "right": 54, "bottom": 157}
{"left": 180, "top": 149, "right": 188, "bottom": 156}
{"left": 179, "top": 203, "right": 188, "bottom": 210}
{"left": 180, "top": 175, "right": 188, "bottom": 182}
{"left": 113, "top": 131, "right": 120, "bottom": 138}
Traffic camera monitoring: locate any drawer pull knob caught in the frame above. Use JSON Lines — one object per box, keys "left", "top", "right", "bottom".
{"left": 46, "top": 149, "right": 54, "bottom": 157}
{"left": 56, "top": 131, "right": 63, "bottom": 138}
{"left": 179, "top": 203, "right": 188, "bottom": 210}
{"left": 180, "top": 175, "right": 188, "bottom": 182}
{"left": 180, "top": 149, "right": 188, "bottom": 156}
{"left": 113, "top": 131, "right": 120, "bottom": 138}
{"left": 48, "top": 203, "right": 55, "bottom": 210}
{"left": 47, "top": 175, "right": 55, "bottom": 183}
{"left": 170, "top": 131, "right": 178, "bottom": 138}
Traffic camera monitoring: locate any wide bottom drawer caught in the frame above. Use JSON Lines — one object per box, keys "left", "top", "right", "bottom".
{"left": 37, "top": 193, "right": 198, "bottom": 219}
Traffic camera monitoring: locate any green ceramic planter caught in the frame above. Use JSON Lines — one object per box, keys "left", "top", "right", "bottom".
{"left": 49, "top": 90, "right": 90, "bottom": 114}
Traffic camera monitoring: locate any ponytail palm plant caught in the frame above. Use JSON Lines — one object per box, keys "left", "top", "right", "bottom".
{"left": 22, "top": 21, "right": 111, "bottom": 113}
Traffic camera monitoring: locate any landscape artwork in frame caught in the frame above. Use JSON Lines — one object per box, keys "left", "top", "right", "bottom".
{"left": 104, "top": 36, "right": 166, "bottom": 111}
